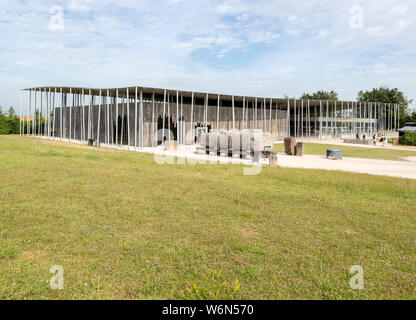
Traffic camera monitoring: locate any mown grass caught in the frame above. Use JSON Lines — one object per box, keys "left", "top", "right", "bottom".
{"left": 273, "top": 142, "right": 416, "bottom": 161}
{"left": 1, "top": 135, "right": 415, "bottom": 300}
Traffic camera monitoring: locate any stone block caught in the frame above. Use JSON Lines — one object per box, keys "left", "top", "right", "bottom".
{"left": 284, "top": 137, "right": 296, "bottom": 155}
{"left": 269, "top": 153, "right": 278, "bottom": 166}
{"left": 295, "top": 142, "right": 304, "bottom": 156}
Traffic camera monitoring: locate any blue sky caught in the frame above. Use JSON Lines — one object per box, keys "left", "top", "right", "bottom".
{"left": 0, "top": 0, "right": 415, "bottom": 114}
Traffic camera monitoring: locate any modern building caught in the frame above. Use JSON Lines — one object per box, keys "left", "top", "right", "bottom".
{"left": 19, "top": 86, "right": 400, "bottom": 148}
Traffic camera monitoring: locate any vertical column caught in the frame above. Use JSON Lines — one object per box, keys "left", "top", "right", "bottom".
{"left": 140, "top": 89, "right": 144, "bottom": 148}
{"left": 190, "top": 92, "right": 194, "bottom": 144}
{"left": 242, "top": 96, "right": 245, "bottom": 130}
{"left": 39, "top": 89, "right": 42, "bottom": 136}
{"left": 134, "top": 86, "right": 137, "bottom": 151}
{"left": 319, "top": 100, "right": 323, "bottom": 140}
{"left": 97, "top": 89, "right": 102, "bottom": 146}
{"left": 217, "top": 95, "right": 220, "bottom": 131}
{"left": 115, "top": 89, "right": 119, "bottom": 146}
{"left": 180, "top": 94, "right": 183, "bottom": 144}
{"left": 263, "top": 98, "right": 266, "bottom": 131}
{"left": 398, "top": 104, "right": 400, "bottom": 130}
{"left": 135, "top": 87, "right": 138, "bottom": 150}
{"left": 127, "top": 88, "right": 130, "bottom": 149}
{"left": 106, "top": 90, "right": 110, "bottom": 146}
{"left": 294, "top": 99, "right": 297, "bottom": 138}
{"left": 287, "top": 99, "right": 290, "bottom": 137}
{"left": 19, "top": 91, "right": 22, "bottom": 135}
{"left": 176, "top": 91, "right": 179, "bottom": 142}
{"left": 232, "top": 95, "right": 235, "bottom": 130}
{"left": 33, "top": 89, "right": 36, "bottom": 137}
{"left": 269, "top": 98, "right": 272, "bottom": 134}
{"left": 27, "top": 90, "right": 30, "bottom": 136}
{"left": 47, "top": 88, "right": 51, "bottom": 138}
{"left": 301, "top": 100, "right": 304, "bottom": 139}
{"left": 275, "top": 100, "right": 282, "bottom": 139}
{"left": 52, "top": 88, "right": 57, "bottom": 139}
{"left": 168, "top": 93, "right": 171, "bottom": 141}
{"left": 60, "top": 88, "right": 63, "bottom": 140}
{"left": 152, "top": 92, "right": 155, "bottom": 147}
{"left": 307, "top": 100, "right": 311, "bottom": 139}
{"left": 162, "top": 90, "right": 166, "bottom": 144}
{"left": 19, "top": 91, "right": 22, "bottom": 136}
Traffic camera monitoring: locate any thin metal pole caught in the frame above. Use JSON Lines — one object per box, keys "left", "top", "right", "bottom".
{"left": 396, "top": 104, "right": 399, "bottom": 131}
{"left": 319, "top": 100, "right": 322, "bottom": 140}
{"left": 287, "top": 99, "right": 290, "bottom": 137}
{"left": 60, "top": 88, "right": 63, "bottom": 140}
{"left": 217, "top": 95, "right": 220, "bottom": 131}
{"left": 140, "top": 89, "right": 144, "bottom": 148}
{"left": 19, "top": 91, "right": 22, "bottom": 135}
{"left": 126, "top": 88, "right": 130, "bottom": 149}
{"left": 33, "top": 89, "right": 36, "bottom": 137}
{"left": 205, "top": 93, "right": 209, "bottom": 130}
{"left": 115, "top": 89, "right": 119, "bottom": 147}
{"left": 97, "top": 89, "right": 102, "bottom": 146}
{"left": 242, "top": 96, "right": 245, "bottom": 130}
{"left": 301, "top": 100, "right": 304, "bottom": 140}
{"left": 232, "top": 95, "right": 235, "bottom": 130}
{"left": 135, "top": 87, "right": 138, "bottom": 150}
{"left": 180, "top": 93, "right": 183, "bottom": 144}
{"left": 52, "top": 88, "right": 57, "bottom": 139}
{"left": 246, "top": 98, "right": 249, "bottom": 130}
{"left": 276, "top": 100, "right": 278, "bottom": 138}
{"left": 263, "top": 98, "right": 266, "bottom": 131}
{"left": 176, "top": 90, "right": 179, "bottom": 142}
{"left": 151, "top": 92, "right": 155, "bottom": 147}
{"left": 120, "top": 95, "right": 124, "bottom": 146}
{"left": 162, "top": 90, "right": 166, "bottom": 144}
{"left": 106, "top": 90, "right": 110, "bottom": 146}
{"left": 190, "top": 92, "right": 194, "bottom": 143}
{"left": 269, "top": 98, "right": 272, "bottom": 134}
{"left": 306, "top": 99, "right": 311, "bottom": 140}
{"left": 48, "top": 88, "right": 51, "bottom": 138}
{"left": 81, "top": 89, "right": 85, "bottom": 142}
{"left": 38, "top": 89, "right": 41, "bottom": 136}
{"left": 294, "top": 99, "right": 297, "bottom": 138}
{"left": 27, "top": 90, "right": 30, "bottom": 136}
{"left": 168, "top": 92, "right": 171, "bottom": 141}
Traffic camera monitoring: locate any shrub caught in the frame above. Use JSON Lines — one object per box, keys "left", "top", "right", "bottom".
{"left": 400, "top": 131, "right": 416, "bottom": 146}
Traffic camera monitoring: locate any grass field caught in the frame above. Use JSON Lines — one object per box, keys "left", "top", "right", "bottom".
{"left": 273, "top": 142, "right": 416, "bottom": 161}
{"left": 1, "top": 135, "right": 415, "bottom": 300}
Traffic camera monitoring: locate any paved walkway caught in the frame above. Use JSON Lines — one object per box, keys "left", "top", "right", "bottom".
{"left": 276, "top": 153, "right": 416, "bottom": 180}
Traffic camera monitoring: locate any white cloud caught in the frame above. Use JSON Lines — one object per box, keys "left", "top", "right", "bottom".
{"left": 0, "top": 0, "right": 415, "bottom": 112}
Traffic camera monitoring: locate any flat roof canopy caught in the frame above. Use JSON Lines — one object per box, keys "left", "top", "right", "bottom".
{"left": 22, "top": 85, "right": 391, "bottom": 108}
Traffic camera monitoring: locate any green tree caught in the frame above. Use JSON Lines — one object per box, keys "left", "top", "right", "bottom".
{"left": 300, "top": 90, "right": 338, "bottom": 101}
{"left": 357, "top": 86, "right": 412, "bottom": 127}
{"left": 7, "top": 107, "right": 16, "bottom": 118}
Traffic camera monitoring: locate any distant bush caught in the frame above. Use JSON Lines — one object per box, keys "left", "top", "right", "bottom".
{"left": 400, "top": 131, "right": 416, "bottom": 146}
{"left": 0, "top": 116, "right": 20, "bottom": 134}
{"left": 0, "top": 114, "right": 35, "bottom": 135}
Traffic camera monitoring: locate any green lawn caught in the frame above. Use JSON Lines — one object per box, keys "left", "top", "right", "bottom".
{"left": 1, "top": 135, "right": 415, "bottom": 300}
{"left": 274, "top": 142, "right": 416, "bottom": 161}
